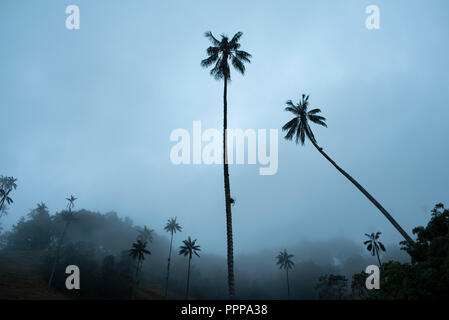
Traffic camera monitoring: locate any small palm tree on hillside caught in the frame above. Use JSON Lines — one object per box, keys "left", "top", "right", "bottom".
{"left": 48, "top": 195, "right": 78, "bottom": 287}
{"left": 282, "top": 94, "right": 414, "bottom": 245}
{"left": 129, "top": 239, "right": 151, "bottom": 298}
{"left": 201, "top": 31, "right": 251, "bottom": 299}
{"left": 164, "top": 217, "right": 182, "bottom": 298}
{"left": 276, "top": 249, "right": 295, "bottom": 299}
{"left": 179, "top": 236, "right": 201, "bottom": 299}
{"left": 364, "top": 232, "right": 386, "bottom": 266}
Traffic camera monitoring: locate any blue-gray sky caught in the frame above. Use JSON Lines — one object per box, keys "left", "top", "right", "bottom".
{"left": 1, "top": 0, "right": 448, "bottom": 255}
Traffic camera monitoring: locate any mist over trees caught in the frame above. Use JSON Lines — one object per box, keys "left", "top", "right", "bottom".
{"left": 0, "top": 201, "right": 414, "bottom": 299}
{"left": 0, "top": 17, "right": 448, "bottom": 301}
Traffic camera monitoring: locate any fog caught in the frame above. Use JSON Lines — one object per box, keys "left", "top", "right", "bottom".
{"left": 0, "top": 207, "right": 410, "bottom": 298}
{"left": 1, "top": 0, "right": 448, "bottom": 260}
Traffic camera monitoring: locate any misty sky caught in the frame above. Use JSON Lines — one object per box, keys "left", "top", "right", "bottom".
{"left": 1, "top": 0, "right": 448, "bottom": 255}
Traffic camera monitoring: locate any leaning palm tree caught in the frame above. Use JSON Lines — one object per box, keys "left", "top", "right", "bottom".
{"left": 164, "top": 217, "right": 182, "bottom": 298}
{"left": 282, "top": 94, "right": 414, "bottom": 245}
{"left": 129, "top": 239, "right": 151, "bottom": 298}
{"left": 276, "top": 249, "right": 295, "bottom": 299}
{"left": 179, "top": 236, "right": 201, "bottom": 299}
{"left": 48, "top": 195, "right": 78, "bottom": 287}
{"left": 364, "top": 232, "right": 386, "bottom": 266}
{"left": 201, "top": 31, "right": 251, "bottom": 299}
{"left": 0, "top": 176, "right": 18, "bottom": 216}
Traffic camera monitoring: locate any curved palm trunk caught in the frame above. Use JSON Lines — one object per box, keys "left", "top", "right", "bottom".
{"left": 310, "top": 140, "right": 414, "bottom": 245}
{"left": 165, "top": 231, "right": 174, "bottom": 298}
{"left": 185, "top": 255, "right": 192, "bottom": 299}
{"left": 286, "top": 268, "right": 290, "bottom": 299}
{"left": 223, "top": 77, "right": 235, "bottom": 299}
{"left": 48, "top": 220, "right": 71, "bottom": 287}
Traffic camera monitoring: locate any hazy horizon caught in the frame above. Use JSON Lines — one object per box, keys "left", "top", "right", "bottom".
{"left": 1, "top": 0, "right": 448, "bottom": 256}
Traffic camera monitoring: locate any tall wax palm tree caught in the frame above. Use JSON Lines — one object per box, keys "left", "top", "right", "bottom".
{"left": 179, "top": 236, "right": 201, "bottom": 299}
{"left": 0, "top": 176, "right": 17, "bottom": 216}
{"left": 129, "top": 239, "right": 151, "bottom": 298}
{"left": 364, "top": 232, "right": 386, "bottom": 266}
{"left": 164, "top": 217, "right": 182, "bottom": 298}
{"left": 276, "top": 249, "right": 295, "bottom": 299}
{"left": 282, "top": 94, "right": 414, "bottom": 245}
{"left": 48, "top": 195, "right": 78, "bottom": 287}
{"left": 201, "top": 31, "right": 251, "bottom": 299}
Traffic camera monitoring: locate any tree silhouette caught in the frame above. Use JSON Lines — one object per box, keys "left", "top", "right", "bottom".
{"left": 128, "top": 239, "right": 151, "bottom": 299}
{"left": 282, "top": 94, "right": 414, "bottom": 245}
{"left": 48, "top": 195, "right": 79, "bottom": 287}
{"left": 276, "top": 249, "right": 295, "bottom": 299}
{"left": 351, "top": 272, "right": 371, "bottom": 299}
{"left": 201, "top": 31, "right": 251, "bottom": 299}
{"left": 364, "top": 232, "right": 386, "bottom": 266}
{"left": 315, "top": 274, "right": 348, "bottom": 300}
{"left": 164, "top": 217, "right": 182, "bottom": 298}
{"left": 0, "top": 176, "right": 18, "bottom": 216}
{"left": 137, "top": 225, "right": 154, "bottom": 243}
{"left": 179, "top": 236, "right": 201, "bottom": 299}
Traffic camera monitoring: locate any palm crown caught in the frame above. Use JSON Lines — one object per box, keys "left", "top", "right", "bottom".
{"left": 179, "top": 237, "right": 201, "bottom": 258}
{"left": 137, "top": 226, "right": 154, "bottom": 243}
{"left": 129, "top": 240, "right": 151, "bottom": 261}
{"left": 201, "top": 31, "right": 252, "bottom": 80}
{"left": 276, "top": 249, "right": 295, "bottom": 270}
{"left": 65, "top": 195, "right": 77, "bottom": 211}
{"left": 282, "top": 94, "right": 327, "bottom": 145}
{"left": 164, "top": 217, "right": 182, "bottom": 234}
{"left": 364, "top": 232, "right": 386, "bottom": 256}
{"left": 61, "top": 195, "right": 78, "bottom": 222}
{"left": 0, "top": 176, "right": 18, "bottom": 191}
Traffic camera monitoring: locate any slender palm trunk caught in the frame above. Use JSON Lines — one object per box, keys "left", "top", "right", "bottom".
{"left": 48, "top": 220, "right": 71, "bottom": 287}
{"left": 309, "top": 139, "right": 414, "bottom": 245}
{"left": 165, "top": 231, "right": 174, "bottom": 298}
{"left": 223, "top": 77, "right": 235, "bottom": 299}
{"left": 286, "top": 268, "right": 290, "bottom": 299}
{"left": 185, "top": 255, "right": 192, "bottom": 299}
{"left": 132, "top": 259, "right": 141, "bottom": 299}
{"left": 375, "top": 246, "right": 382, "bottom": 266}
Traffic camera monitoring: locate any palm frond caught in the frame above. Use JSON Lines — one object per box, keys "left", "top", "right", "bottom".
{"left": 231, "top": 55, "right": 245, "bottom": 74}
{"left": 204, "top": 31, "right": 220, "bottom": 46}
{"left": 235, "top": 50, "right": 252, "bottom": 63}
{"left": 201, "top": 53, "right": 219, "bottom": 67}
{"left": 230, "top": 31, "right": 243, "bottom": 45}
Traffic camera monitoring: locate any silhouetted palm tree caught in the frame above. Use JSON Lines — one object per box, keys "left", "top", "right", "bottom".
{"left": 48, "top": 195, "right": 78, "bottom": 287}
{"left": 0, "top": 176, "right": 17, "bottom": 216}
{"left": 164, "top": 217, "right": 182, "bottom": 298}
{"left": 129, "top": 239, "right": 151, "bottom": 298}
{"left": 201, "top": 31, "right": 251, "bottom": 299}
{"left": 179, "top": 236, "right": 201, "bottom": 299}
{"left": 364, "top": 232, "right": 386, "bottom": 266}
{"left": 282, "top": 94, "right": 414, "bottom": 245}
{"left": 276, "top": 249, "right": 295, "bottom": 298}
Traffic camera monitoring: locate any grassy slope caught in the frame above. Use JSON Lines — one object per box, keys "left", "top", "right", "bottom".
{"left": 0, "top": 250, "right": 164, "bottom": 300}
{"left": 0, "top": 250, "right": 66, "bottom": 299}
